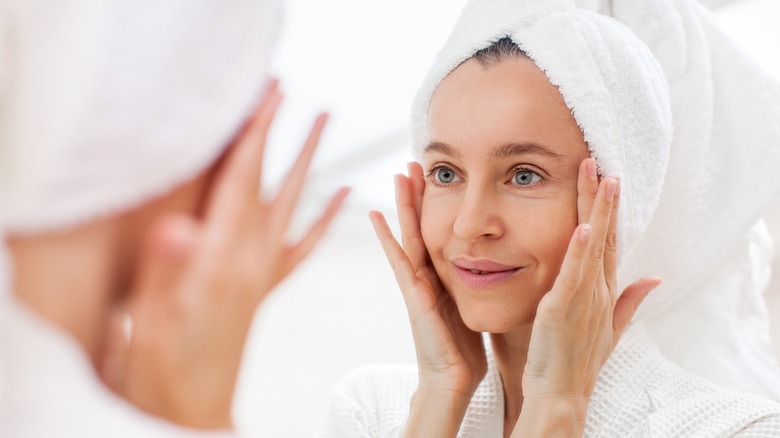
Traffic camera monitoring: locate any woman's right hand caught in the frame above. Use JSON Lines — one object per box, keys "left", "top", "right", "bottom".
{"left": 97, "top": 81, "right": 349, "bottom": 430}
{"left": 369, "top": 162, "right": 486, "bottom": 437}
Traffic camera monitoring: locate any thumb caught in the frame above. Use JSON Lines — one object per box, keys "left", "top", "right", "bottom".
{"left": 96, "top": 310, "right": 131, "bottom": 395}
{"left": 612, "top": 276, "right": 662, "bottom": 339}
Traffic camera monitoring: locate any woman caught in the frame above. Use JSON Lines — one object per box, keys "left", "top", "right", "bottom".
{"left": 0, "top": 1, "right": 347, "bottom": 436}
{"left": 320, "top": 0, "right": 780, "bottom": 436}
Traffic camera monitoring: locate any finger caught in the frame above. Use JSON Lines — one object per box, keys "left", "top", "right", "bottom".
{"left": 612, "top": 276, "right": 661, "bottom": 339}
{"left": 242, "top": 79, "right": 282, "bottom": 192}
{"left": 603, "top": 178, "right": 621, "bottom": 298}
{"left": 269, "top": 113, "right": 328, "bottom": 240}
{"left": 96, "top": 310, "right": 131, "bottom": 395}
{"left": 204, "top": 80, "right": 282, "bottom": 230}
{"left": 369, "top": 211, "right": 426, "bottom": 309}
{"left": 408, "top": 161, "right": 425, "bottom": 221}
{"left": 284, "top": 187, "right": 351, "bottom": 275}
{"left": 579, "top": 177, "right": 617, "bottom": 292}
{"left": 395, "top": 174, "right": 427, "bottom": 270}
{"left": 548, "top": 223, "right": 591, "bottom": 305}
{"left": 577, "top": 158, "right": 599, "bottom": 225}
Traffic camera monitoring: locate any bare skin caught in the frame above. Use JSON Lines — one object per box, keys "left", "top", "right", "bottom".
{"left": 10, "top": 170, "right": 212, "bottom": 365}
{"left": 9, "top": 80, "right": 349, "bottom": 430}
{"left": 370, "top": 57, "right": 660, "bottom": 437}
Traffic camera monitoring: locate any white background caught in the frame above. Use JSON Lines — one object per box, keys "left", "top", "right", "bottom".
{"left": 232, "top": 1, "right": 780, "bottom": 436}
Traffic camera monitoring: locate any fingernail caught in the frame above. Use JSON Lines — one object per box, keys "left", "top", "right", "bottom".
{"left": 643, "top": 277, "right": 663, "bottom": 298}
{"left": 587, "top": 159, "right": 597, "bottom": 180}
{"left": 605, "top": 178, "right": 617, "bottom": 199}
{"left": 579, "top": 224, "right": 591, "bottom": 243}
{"left": 271, "top": 89, "right": 284, "bottom": 106}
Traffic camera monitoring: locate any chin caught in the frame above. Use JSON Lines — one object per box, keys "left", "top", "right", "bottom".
{"left": 456, "top": 298, "right": 537, "bottom": 334}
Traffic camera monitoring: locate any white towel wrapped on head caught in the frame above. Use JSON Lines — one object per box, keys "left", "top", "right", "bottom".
{"left": 411, "top": 0, "right": 672, "bottom": 261}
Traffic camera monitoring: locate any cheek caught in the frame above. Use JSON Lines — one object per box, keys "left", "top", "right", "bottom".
{"left": 420, "top": 191, "right": 453, "bottom": 245}
{"left": 515, "top": 200, "right": 578, "bottom": 283}
{"left": 535, "top": 222, "right": 574, "bottom": 269}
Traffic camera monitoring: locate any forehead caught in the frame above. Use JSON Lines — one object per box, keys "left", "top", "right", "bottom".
{"left": 426, "top": 57, "right": 587, "bottom": 160}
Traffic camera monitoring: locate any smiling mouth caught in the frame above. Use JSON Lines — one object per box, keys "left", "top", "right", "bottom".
{"left": 467, "top": 269, "right": 517, "bottom": 275}
{"left": 460, "top": 267, "right": 520, "bottom": 275}
{"left": 452, "top": 259, "right": 522, "bottom": 288}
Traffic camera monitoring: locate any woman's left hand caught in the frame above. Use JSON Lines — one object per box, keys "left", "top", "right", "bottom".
{"left": 512, "top": 158, "right": 660, "bottom": 437}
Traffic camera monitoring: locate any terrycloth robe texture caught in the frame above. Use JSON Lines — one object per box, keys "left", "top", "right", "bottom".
{"left": 319, "top": 326, "right": 780, "bottom": 437}
{"left": 410, "top": 0, "right": 780, "bottom": 401}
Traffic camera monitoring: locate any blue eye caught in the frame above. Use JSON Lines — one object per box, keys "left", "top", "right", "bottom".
{"left": 513, "top": 169, "right": 542, "bottom": 186}
{"left": 434, "top": 167, "right": 457, "bottom": 184}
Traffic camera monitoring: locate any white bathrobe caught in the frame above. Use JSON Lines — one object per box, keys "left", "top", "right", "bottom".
{"left": 318, "top": 326, "right": 780, "bottom": 437}
{"left": 0, "top": 298, "right": 239, "bottom": 438}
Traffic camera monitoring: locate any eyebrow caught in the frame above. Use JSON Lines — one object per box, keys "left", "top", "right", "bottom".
{"left": 424, "top": 141, "right": 462, "bottom": 159}
{"left": 423, "top": 141, "right": 565, "bottom": 161}
{"left": 491, "top": 142, "right": 565, "bottom": 161}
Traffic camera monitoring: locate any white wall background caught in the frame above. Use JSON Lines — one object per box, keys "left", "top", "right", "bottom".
{"left": 232, "top": 1, "right": 780, "bottom": 436}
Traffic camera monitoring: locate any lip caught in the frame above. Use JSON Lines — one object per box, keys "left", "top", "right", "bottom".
{"left": 452, "top": 258, "right": 522, "bottom": 289}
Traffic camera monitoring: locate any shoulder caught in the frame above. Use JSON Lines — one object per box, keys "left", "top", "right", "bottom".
{"left": 317, "top": 364, "right": 418, "bottom": 438}
{"left": 586, "top": 325, "right": 780, "bottom": 437}
{"left": 733, "top": 412, "right": 780, "bottom": 436}
{"left": 638, "top": 371, "right": 780, "bottom": 437}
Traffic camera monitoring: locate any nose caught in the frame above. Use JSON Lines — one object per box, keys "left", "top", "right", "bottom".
{"left": 452, "top": 185, "right": 504, "bottom": 241}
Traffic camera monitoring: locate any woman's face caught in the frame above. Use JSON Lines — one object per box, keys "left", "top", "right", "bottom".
{"left": 421, "top": 55, "right": 589, "bottom": 333}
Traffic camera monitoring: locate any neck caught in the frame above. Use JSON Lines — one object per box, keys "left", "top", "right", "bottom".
{"left": 7, "top": 219, "right": 124, "bottom": 363}
{"left": 490, "top": 324, "right": 533, "bottom": 438}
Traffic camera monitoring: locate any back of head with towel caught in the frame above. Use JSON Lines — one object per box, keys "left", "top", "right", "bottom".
{"left": 0, "top": 1, "right": 349, "bottom": 436}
